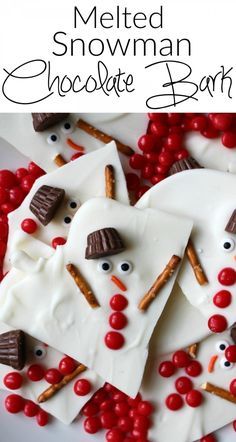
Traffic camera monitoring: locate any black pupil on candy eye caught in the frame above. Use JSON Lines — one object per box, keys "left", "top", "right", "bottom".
{"left": 224, "top": 361, "right": 231, "bottom": 367}
{"left": 36, "top": 349, "right": 43, "bottom": 357}
{"left": 64, "top": 123, "right": 71, "bottom": 130}
{"left": 220, "top": 344, "right": 226, "bottom": 350}
{"left": 64, "top": 217, "right": 71, "bottom": 224}
{"left": 121, "top": 263, "right": 129, "bottom": 272}
{"left": 224, "top": 242, "right": 231, "bottom": 249}
{"left": 70, "top": 202, "right": 77, "bottom": 209}
{"left": 51, "top": 134, "right": 57, "bottom": 142}
{"left": 102, "top": 263, "right": 110, "bottom": 271}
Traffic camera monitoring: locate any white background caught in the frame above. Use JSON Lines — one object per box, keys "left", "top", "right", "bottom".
{"left": 0, "top": 0, "right": 236, "bottom": 111}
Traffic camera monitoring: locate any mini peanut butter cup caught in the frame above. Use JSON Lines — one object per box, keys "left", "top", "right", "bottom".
{"left": 230, "top": 323, "right": 236, "bottom": 344}
{"left": 85, "top": 228, "right": 125, "bottom": 259}
{"left": 225, "top": 210, "right": 236, "bottom": 234}
{"left": 0, "top": 330, "right": 26, "bottom": 370}
{"left": 30, "top": 185, "right": 65, "bottom": 226}
{"left": 32, "top": 113, "right": 69, "bottom": 132}
{"left": 169, "top": 157, "right": 202, "bottom": 176}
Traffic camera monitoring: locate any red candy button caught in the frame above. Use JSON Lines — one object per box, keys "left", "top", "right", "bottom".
{"left": 133, "top": 415, "right": 151, "bottom": 431}
{"left": 21, "top": 218, "right": 37, "bottom": 234}
{"left": 138, "top": 134, "right": 156, "bottom": 153}
{"left": 114, "top": 402, "right": 130, "bottom": 417}
{"left": 36, "top": 410, "right": 49, "bottom": 426}
{"left": 105, "top": 332, "right": 125, "bottom": 350}
{"left": 229, "top": 378, "right": 236, "bottom": 395}
{"left": 213, "top": 290, "right": 232, "bottom": 308}
{"left": 59, "top": 356, "right": 76, "bottom": 375}
{"left": 127, "top": 392, "right": 142, "bottom": 408}
{"left": 225, "top": 345, "right": 236, "bottom": 363}
{"left": 74, "top": 379, "right": 92, "bottom": 396}
{"left": 211, "top": 113, "right": 233, "bottom": 131}
{"left": 200, "top": 434, "right": 217, "bottom": 442}
{"left": 109, "top": 312, "right": 127, "bottom": 330}
{"left": 100, "top": 400, "right": 114, "bottom": 412}
{"left": 52, "top": 237, "right": 66, "bottom": 249}
{"left": 106, "top": 428, "right": 124, "bottom": 442}
{"left": 4, "top": 372, "right": 23, "bottom": 390}
{"left": 137, "top": 401, "right": 154, "bottom": 416}
{"left": 208, "top": 314, "right": 228, "bottom": 333}
{"left": 117, "top": 416, "right": 133, "bottom": 433}
{"left": 165, "top": 393, "right": 183, "bottom": 411}
{"left": 0, "top": 170, "right": 17, "bottom": 189}
{"left": 24, "top": 400, "right": 39, "bottom": 417}
{"left": 21, "top": 175, "right": 36, "bottom": 193}
{"left": 185, "top": 389, "right": 202, "bottom": 407}
{"left": 158, "top": 360, "right": 176, "bottom": 377}
{"left": 45, "top": 368, "right": 63, "bottom": 384}
{"left": 84, "top": 416, "right": 101, "bottom": 434}
{"left": 82, "top": 402, "right": 99, "bottom": 417}
{"left": 172, "top": 350, "right": 190, "bottom": 368}
{"left": 110, "top": 295, "right": 128, "bottom": 311}
{"left": 218, "top": 268, "right": 236, "bottom": 286}
{"left": 100, "top": 411, "right": 117, "bottom": 429}
{"left": 222, "top": 131, "right": 236, "bottom": 148}
{"left": 5, "top": 394, "right": 24, "bottom": 413}
{"left": 185, "top": 360, "right": 202, "bottom": 377}
{"left": 175, "top": 376, "right": 193, "bottom": 395}
{"left": 27, "top": 364, "right": 45, "bottom": 382}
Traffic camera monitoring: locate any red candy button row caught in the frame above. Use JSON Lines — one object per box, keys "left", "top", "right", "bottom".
{"left": 105, "top": 295, "right": 129, "bottom": 350}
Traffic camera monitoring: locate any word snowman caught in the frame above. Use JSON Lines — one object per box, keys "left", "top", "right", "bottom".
{"left": 137, "top": 167, "right": 236, "bottom": 344}
{"left": 0, "top": 197, "right": 192, "bottom": 397}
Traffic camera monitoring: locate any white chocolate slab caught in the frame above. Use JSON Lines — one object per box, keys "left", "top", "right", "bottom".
{"left": 5, "top": 142, "right": 129, "bottom": 271}
{"left": 142, "top": 326, "right": 236, "bottom": 442}
{"left": 137, "top": 169, "right": 236, "bottom": 343}
{"left": 0, "top": 198, "right": 192, "bottom": 397}
{"left": 0, "top": 113, "right": 148, "bottom": 172}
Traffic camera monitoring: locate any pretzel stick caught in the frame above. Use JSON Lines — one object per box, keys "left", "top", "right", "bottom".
{"left": 201, "top": 382, "right": 236, "bottom": 404}
{"left": 186, "top": 240, "right": 208, "bottom": 285}
{"left": 138, "top": 255, "right": 181, "bottom": 311}
{"left": 38, "top": 364, "right": 87, "bottom": 403}
{"left": 77, "top": 119, "right": 134, "bottom": 157}
{"left": 54, "top": 154, "right": 67, "bottom": 167}
{"left": 188, "top": 343, "right": 199, "bottom": 359}
{"left": 66, "top": 263, "right": 100, "bottom": 308}
{"left": 105, "top": 165, "right": 115, "bottom": 199}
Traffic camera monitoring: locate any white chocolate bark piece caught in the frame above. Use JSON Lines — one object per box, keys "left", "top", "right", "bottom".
{"left": 0, "top": 317, "right": 103, "bottom": 425}
{"left": 0, "top": 198, "right": 192, "bottom": 397}
{"left": 186, "top": 132, "right": 236, "bottom": 173}
{"left": 142, "top": 326, "right": 236, "bottom": 442}
{"left": 137, "top": 169, "right": 236, "bottom": 340}
{"left": 5, "top": 142, "right": 129, "bottom": 271}
{"left": 0, "top": 113, "right": 148, "bottom": 172}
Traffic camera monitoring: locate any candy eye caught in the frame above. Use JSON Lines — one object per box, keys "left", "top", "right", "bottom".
{"left": 117, "top": 261, "right": 133, "bottom": 275}
{"left": 97, "top": 260, "right": 113, "bottom": 274}
{"left": 215, "top": 340, "right": 229, "bottom": 353}
{"left": 63, "top": 216, "right": 72, "bottom": 226}
{"left": 47, "top": 133, "right": 59, "bottom": 144}
{"left": 221, "top": 238, "right": 235, "bottom": 252}
{"left": 33, "top": 345, "right": 47, "bottom": 360}
{"left": 68, "top": 200, "right": 80, "bottom": 211}
{"left": 60, "top": 121, "right": 75, "bottom": 134}
{"left": 219, "top": 356, "right": 234, "bottom": 370}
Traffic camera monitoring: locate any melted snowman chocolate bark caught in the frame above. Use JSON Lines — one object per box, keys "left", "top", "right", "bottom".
{"left": 137, "top": 168, "right": 236, "bottom": 343}
{"left": 0, "top": 113, "right": 148, "bottom": 172}
{"left": 143, "top": 325, "right": 236, "bottom": 442}
{"left": 0, "top": 198, "right": 192, "bottom": 397}
{"left": 5, "top": 143, "right": 129, "bottom": 271}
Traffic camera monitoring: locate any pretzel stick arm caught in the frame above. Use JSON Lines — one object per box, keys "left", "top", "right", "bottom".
{"left": 188, "top": 343, "right": 199, "bottom": 359}
{"left": 201, "top": 382, "right": 236, "bottom": 404}
{"left": 38, "top": 364, "right": 87, "bottom": 403}
{"left": 186, "top": 240, "right": 208, "bottom": 285}
{"left": 66, "top": 263, "right": 100, "bottom": 308}
{"left": 138, "top": 255, "right": 181, "bottom": 311}
{"left": 105, "top": 165, "right": 115, "bottom": 199}
{"left": 77, "top": 119, "right": 134, "bottom": 157}
{"left": 54, "top": 154, "right": 67, "bottom": 167}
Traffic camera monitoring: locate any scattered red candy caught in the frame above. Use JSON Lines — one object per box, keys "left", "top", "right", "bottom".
{"left": 45, "top": 368, "right": 63, "bottom": 385}
{"left": 225, "top": 345, "right": 236, "bottom": 363}
{"left": 127, "top": 392, "right": 142, "bottom": 408}
{"left": 112, "top": 391, "right": 127, "bottom": 402}
{"left": 218, "top": 267, "right": 236, "bottom": 286}
{"left": 21, "top": 174, "right": 36, "bottom": 193}
{"left": 222, "top": 131, "right": 236, "bottom": 148}
{"left": 1, "top": 202, "right": 14, "bottom": 214}
{"left": 21, "top": 218, "right": 37, "bottom": 234}
{"left": 185, "top": 389, "right": 202, "bottom": 407}
{"left": 208, "top": 314, "right": 228, "bottom": 333}
{"left": 71, "top": 152, "right": 84, "bottom": 161}
{"left": 165, "top": 133, "right": 182, "bottom": 151}
{"left": 9, "top": 187, "right": 25, "bottom": 206}
{"left": 36, "top": 409, "right": 49, "bottom": 426}
{"left": 125, "top": 173, "right": 140, "bottom": 192}
{"left": 109, "top": 312, "right": 127, "bottom": 330}
{"left": 5, "top": 394, "right": 24, "bottom": 413}
{"left": 15, "top": 168, "right": 28, "bottom": 182}
{"left": 92, "top": 389, "right": 108, "bottom": 404}
{"left": 28, "top": 162, "right": 45, "bottom": 178}
{"left": 3, "top": 372, "right": 23, "bottom": 390}
{"left": 100, "top": 399, "right": 114, "bottom": 412}
{"left": 138, "top": 135, "right": 156, "bottom": 153}
{"left": 158, "top": 360, "right": 175, "bottom": 377}
{"left": 24, "top": 400, "right": 39, "bottom": 417}
{"left": 106, "top": 428, "right": 124, "bottom": 442}
{"left": 229, "top": 379, "right": 236, "bottom": 395}
{"left": 0, "top": 222, "right": 8, "bottom": 241}
{"left": 114, "top": 402, "right": 130, "bottom": 417}
{"left": 105, "top": 331, "right": 125, "bottom": 350}
{"left": 27, "top": 364, "right": 45, "bottom": 382}
{"left": 137, "top": 401, "right": 154, "bottom": 416}
{"left": 52, "top": 236, "right": 66, "bottom": 249}
{"left": 129, "top": 153, "right": 146, "bottom": 170}
{"left": 100, "top": 411, "right": 117, "bottom": 429}
{"left": 110, "top": 295, "right": 128, "bottom": 311}
{"left": 233, "top": 420, "right": 236, "bottom": 432}
{"left": 200, "top": 434, "right": 217, "bottom": 442}
{"left": 0, "top": 170, "right": 17, "bottom": 189}
{"left": 74, "top": 379, "right": 92, "bottom": 396}
{"left": 185, "top": 360, "right": 202, "bottom": 377}
{"left": 135, "top": 185, "right": 150, "bottom": 200}
{"left": 172, "top": 350, "right": 190, "bottom": 368}
{"left": 0, "top": 187, "right": 9, "bottom": 205}
{"left": 133, "top": 415, "right": 151, "bottom": 431}
{"left": 59, "top": 356, "right": 76, "bottom": 375}
{"left": 117, "top": 416, "right": 133, "bottom": 432}
{"left": 213, "top": 290, "right": 232, "bottom": 308}
{"left": 175, "top": 376, "right": 193, "bottom": 395}
{"left": 84, "top": 416, "right": 101, "bottom": 434}
{"left": 211, "top": 114, "right": 233, "bottom": 131}
{"left": 165, "top": 393, "right": 183, "bottom": 411}
{"left": 82, "top": 402, "right": 99, "bottom": 417}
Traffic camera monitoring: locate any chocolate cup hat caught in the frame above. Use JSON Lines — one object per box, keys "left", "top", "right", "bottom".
{"left": 169, "top": 157, "right": 202, "bottom": 176}
{"left": 0, "top": 330, "right": 26, "bottom": 370}
{"left": 85, "top": 227, "right": 125, "bottom": 259}
{"left": 30, "top": 185, "right": 65, "bottom": 226}
{"left": 32, "top": 113, "right": 69, "bottom": 132}
{"left": 230, "top": 323, "right": 236, "bottom": 344}
{"left": 225, "top": 210, "right": 236, "bottom": 234}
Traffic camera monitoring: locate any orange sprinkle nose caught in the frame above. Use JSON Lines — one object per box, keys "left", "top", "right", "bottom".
{"left": 66, "top": 138, "right": 85, "bottom": 152}
{"left": 111, "top": 275, "right": 127, "bottom": 292}
{"left": 208, "top": 355, "right": 218, "bottom": 373}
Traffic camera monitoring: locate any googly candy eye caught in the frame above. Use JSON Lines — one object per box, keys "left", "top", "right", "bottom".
{"left": 47, "top": 133, "right": 60, "bottom": 145}
{"left": 60, "top": 121, "right": 75, "bottom": 135}
{"left": 221, "top": 238, "right": 235, "bottom": 252}
{"left": 63, "top": 216, "right": 72, "bottom": 226}
{"left": 68, "top": 200, "right": 81, "bottom": 211}
{"left": 219, "top": 356, "right": 234, "bottom": 370}
{"left": 117, "top": 261, "right": 133, "bottom": 275}
{"left": 97, "top": 260, "right": 113, "bottom": 274}
{"left": 33, "top": 345, "right": 47, "bottom": 360}
{"left": 215, "top": 340, "right": 229, "bottom": 353}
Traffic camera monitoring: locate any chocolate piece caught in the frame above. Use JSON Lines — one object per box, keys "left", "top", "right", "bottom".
{"left": 32, "top": 113, "right": 69, "bottom": 132}
{"left": 225, "top": 210, "right": 236, "bottom": 234}
{"left": 86, "top": 228, "right": 125, "bottom": 259}
{"left": 0, "top": 330, "right": 26, "bottom": 370}
{"left": 230, "top": 322, "right": 236, "bottom": 344}
{"left": 30, "top": 185, "right": 65, "bottom": 226}
{"left": 169, "top": 157, "right": 202, "bottom": 176}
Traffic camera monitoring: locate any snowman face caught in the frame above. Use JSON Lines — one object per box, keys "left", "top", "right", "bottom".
{"left": 5, "top": 142, "right": 129, "bottom": 271}
{"left": 137, "top": 168, "right": 236, "bottom": 344}
{"left": 142, "top": 326, "right": 236, "bottom": 442}
{"left": 0, "top": 322, "right": 102, "bottom": 424}
{"left": 0, "top": 197, "right": 192, "bottom": 397}
{"left": 0, "top": 113, "right": 148, "bottom": 172}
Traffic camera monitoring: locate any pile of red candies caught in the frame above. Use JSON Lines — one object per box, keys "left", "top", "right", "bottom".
{"left": 0, "top": 162, "right": 45, "bottom": 280}
{"left": 81, "top": 383, "right": 154, "bottom": 442}
{"left": 159, "top": 350, "right": 203, "bottom": 411}
{"left": 5, "top": 393, "right": 48, "bottom": 426}
{"left": 127, "top": 113, "right": 236, "bottom": 201}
